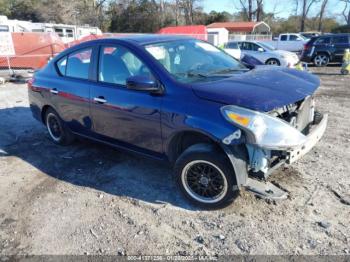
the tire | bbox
[174,143,239,209]
[45,108,75,145]
[265,58,280,66]
[341,69,349,75]
[313,53,329,67]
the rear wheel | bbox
[265,58,280,66]
[45,108,75,145]
[313,54,329,67]
[174,144,239,209]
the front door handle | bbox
[93,96,107,104]
[50,88,58,95]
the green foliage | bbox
[332,25,350,33]
[205,11,233,24]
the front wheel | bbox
[265,58,280,66]
[174,144,239,209]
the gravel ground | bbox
[0,66,349,256]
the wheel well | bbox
[265,58,280,65]
[167,131,225,163]
[314,52,330,58]
[41,105,52,125]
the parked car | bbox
[266,33,308,52]
[224,40,299,67]
[28,35,328,209]
[301,33,350,67]
[299,32,321,39]
[222,41,241,59]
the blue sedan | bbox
[28,35,327,208]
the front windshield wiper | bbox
[175,70,209,78]
[209,67,250,75]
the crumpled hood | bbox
[191,66,320,112]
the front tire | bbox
[45,108,75,145]
[174,144,239,209]
[265,58,280,66]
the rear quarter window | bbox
[56,57,67,75]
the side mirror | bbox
[258,47,264,52]
[126,75,160,92]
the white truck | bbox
[264,33,308,53]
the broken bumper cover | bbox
[287,113,328,164]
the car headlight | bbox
[221,105,307,150]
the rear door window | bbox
[66,48,92,79]
[333,36,349,44]
[227,42,239,49]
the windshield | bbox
[144,39,247,83]
[258,42,276,51]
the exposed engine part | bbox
[246,145,271,173]
[268,96,315,134]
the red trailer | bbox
[0,32,66,70]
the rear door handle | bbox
[93,96,107,104]
[50,88,58,95]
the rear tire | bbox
[174,143,239,209]
[45,108,75,145]
[313,53,329,67]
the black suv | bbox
[301,34,350,66]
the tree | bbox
[298,0,320,32]
[234,0,264,21]
[341,0,350,25]
[205,11,233,24]
[255,0,263,21]
[317,0,328,32]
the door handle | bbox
[50,88,58,95]
[93,96,107,104]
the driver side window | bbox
[99,45,152,86]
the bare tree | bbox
[237,0,254,21]
[341,0,350,25]
[256,0,263,21]
[299,0,320,32]
[317,0,328,32]
[235,0,264,22]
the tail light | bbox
[304,44,311,51]
[27,77,40,92]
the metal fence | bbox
[228,34,272,41]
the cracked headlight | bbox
[221,105,307,150]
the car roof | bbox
[317,33,350,38]
[106,34,194,45]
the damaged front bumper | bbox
[287,113,328,164]
[246,112,328,177]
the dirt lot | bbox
[0,66,349,256]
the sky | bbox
[202,0,346,20]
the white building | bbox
[0,15,102,43]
